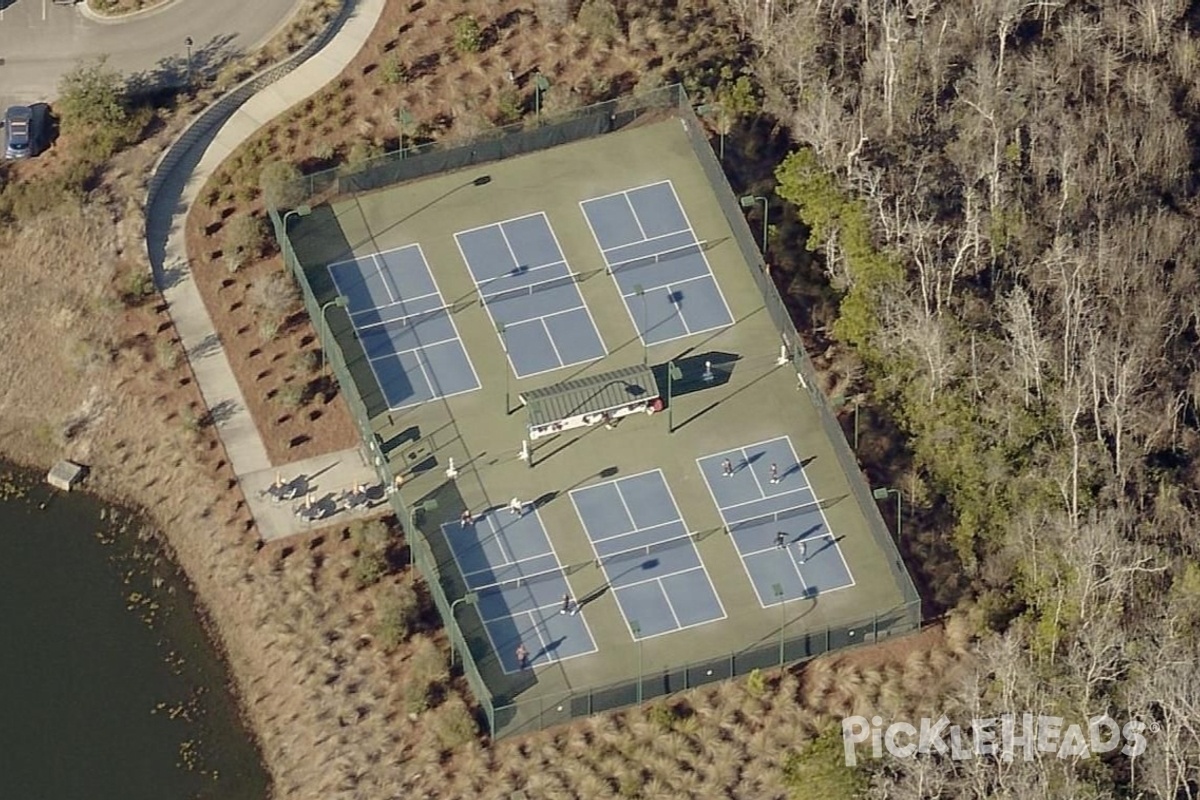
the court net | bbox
[594,532,697,571]
[607,240,707,277]
[393,303,455,327]
[468,564,566,595]
[726,501,823,535]
[482,272,578,303]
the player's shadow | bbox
[532,637,567,662]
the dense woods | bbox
[736,0,1200,794]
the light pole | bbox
[630,620,643,704]
[872,487,901,543]
[740,195,769,255]
[633,284,647,365]
[184,37,193,87]
[407,498,439,566]
[773,583,786,667]
[282,204,312,270]
[395,107,413,157]
[449,592,478,668]
[534,72,550,124]
[318,296,348,376]
[666,361,682,434]
[696,103,727,160]
[497,322,510,414]
[831,394,861,450]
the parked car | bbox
[4,106,35,160]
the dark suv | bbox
[4,106,36,160]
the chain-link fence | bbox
[267,82,922,739]
[487,600,921,738]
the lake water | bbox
[0,464,269,800]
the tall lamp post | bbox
[497,322,510,414]
[449,592,478,667]
[282,204,312,270]
[872,487,901,543]
[184,37,193,87]
[629,620,643,704]
[772,583,786,667]
[533,72,550,124]
[740,195,769,255]
[696,103,727,160]
[633,284,647,365]
[318,296,348,376]
[666,361,682,434]
[407,498,439,566]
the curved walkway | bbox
[145,0,388,540]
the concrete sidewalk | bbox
[146,0,388,540]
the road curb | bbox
[78,0,184,24]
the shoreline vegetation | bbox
[85,0,172,17]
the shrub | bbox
[274,382,303,409]
[430,697,478,751]
[311,141,336,161]
[746,667,767,697]
[533,0,573,26]
[780,725,869,796]
[351,549,387,588]
[155,338,179,370]
[495,89,523,124]
[350,518,390,553]
[291,349,319,375]
[224,214,267,263]
[343,140,384,174]
[453,15,483,53]
[122,270,156,307]
[374,580,420,649]
[247,272,299,321]
[57,57,139,157]
[259,161,305,211]
[259,316,281,343]
[380,56,408,85]
[576,0,621,42]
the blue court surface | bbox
[443,507,598,674]
[570,470,726,640]
[580,180,733,346]
[328,245,480,410]
[454,213,607,378]
[697,436,855,607]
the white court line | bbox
[542,219,612,358]
[663,180,736,327]
[413,243,483,396]
[654,469,727,619]
[718,487,814,514]
[522,506,604,652]
[590,519,685,546]
[497,224,529,282]
[540,318,566,367]
[364,333,461,357]
[615,567,731,641]
[456,220,603,378]
[618,270,713,298]
[502,213,572,270]
[622,192,648,239]
[477,261,570,294]
[491,602,601,674]
[666,282,693,334]
[371,253,398,304]
[579,179,674,208]
[454,210,546,240]
[580,196,647,343]
[602,227,693,254]
[569,487,635,545]
[657,578,683,628]
[485,513,515,565]
[739,446,769,498]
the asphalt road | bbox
[0,0,301,110]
